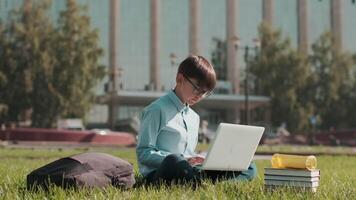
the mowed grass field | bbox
[0,146,355,200]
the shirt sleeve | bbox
[136,106,171,168]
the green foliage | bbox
[0,0,105,127]
[307,32,356,129]
[209,24,318,132]
[54,0,105,118]
[334,69,356,128]
[249,23,313,132]
[210,23,356,132]
[12,1,57,127]
[0,23,8,120]
[0,23,6,89]
[31,0,105,127]
[0,6,35,122]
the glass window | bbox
[274,0,298,48]
[119,0,150,90]
[238,0,262,80]
[343,1,356,52]
[160,0,189,90]
[308,0,330,50]
[202,0,226,81]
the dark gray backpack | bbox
[27,152,135,190]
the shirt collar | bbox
[168,90,189,113]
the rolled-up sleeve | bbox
[136,106,171,169]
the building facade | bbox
[1,0,356,129]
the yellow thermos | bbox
[271,153,317,170]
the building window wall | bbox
[201,0,226,61]
[343,1,356,52]
[238,0,262,49]
[119,0,150,91]
[160,0,189,90]
[237,0,262,85]
[274,0,298,48]
[308,0,330,51]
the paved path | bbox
[2,141,355,158]
[253,155,272,160]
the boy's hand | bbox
[187,156,205,166]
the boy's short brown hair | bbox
[177,55,216,91]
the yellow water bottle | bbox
[271,153,317,170]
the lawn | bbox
[0,146,355,199]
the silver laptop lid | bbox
[202,123,264,171]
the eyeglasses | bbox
[183,75,212,98]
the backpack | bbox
[27,152,135,190]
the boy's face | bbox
[176,73,210,105]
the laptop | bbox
[200,123,264,171]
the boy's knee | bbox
[158,154,196,183]
[161,154,191,173]
[162,154,185,166]
[237,162,258,181]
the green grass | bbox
[0,146,355,199]
[197,143,356,155]
[257,145,356,155]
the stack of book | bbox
[264,168,320,192]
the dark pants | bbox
[144,154,257,185]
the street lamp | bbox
[106,66,123,130]
[232,36,260,125]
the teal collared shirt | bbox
[136,90,200,176]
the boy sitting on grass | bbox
[136,55,256,185]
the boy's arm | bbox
[136,107,171,168]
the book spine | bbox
[265,185,318,193]
[264,175,319,182]
[265,180,319,187]
[264,169,320,177]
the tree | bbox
[0,22,8,122]
[0,22,6,92]
[0,3,38,123]
[31,0,105,127]
[308,32,356,129]
[0,0,105,128]
[249,23,313,132]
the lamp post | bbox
[232,36,260,125]
[107,67,122,129]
